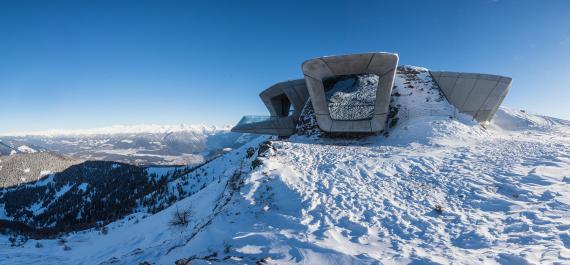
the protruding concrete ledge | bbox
[430,71,512,122]
[231,116,298,136]
[231,79,309,136]
[302,52,399,133]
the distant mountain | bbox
[0,140,45,156]
[0,124,256,165]
[0,153,80,188]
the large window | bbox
[323,74,379,121]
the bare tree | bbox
[169,206,192,227]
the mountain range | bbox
[0,124,256,166]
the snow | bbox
[16,145,37,153]
[34,173,55,187]
[40,170,53,177]
[92,148,206,165]
[54,184,73,198]
[77,183,88,192]
[0,124,232,137]
[1,68,569,264]
[145,166,180,179]
[0,205,8,219]
[28,201,46,216]
[235,245,264,254]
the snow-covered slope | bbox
[1,68,569,264]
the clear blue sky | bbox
[1,0,569,133]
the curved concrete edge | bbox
[231,116,297,136]
[259,79,309,120]
[232,79,310,137]
[301,52,399,133]
[430,71,512,122]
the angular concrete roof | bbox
[259,79,308,120]
[301,52,399,133]
[430,71,512,122]
[231,79,309,136]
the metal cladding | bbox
[430,71,512,122]
[231,79,309,136]
[301,52,399,133]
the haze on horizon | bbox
[1,0,569,133]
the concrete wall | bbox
[430,71,512,122]
[302,52,399,133]
[232,53,509,136]
[231,116,298,136]
[259,79,309,120]
[231,79,309,136]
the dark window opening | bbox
[270,94,294,117]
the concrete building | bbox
[232,52,512,136]
[231,79,309,136]
[301,52,399,133]
[430,71,512,122]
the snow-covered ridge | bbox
[0,124,232,137]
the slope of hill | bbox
[0,152,81,188]
[0,140,45,156]
[0,125,255,165]
[1,67,569,264]
[0,153,255,236]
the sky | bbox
[0,0,569,133]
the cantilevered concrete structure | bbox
[301,52,399,133]
[232,52,512,136]
[231,79,309,136]
[430,71,512,122]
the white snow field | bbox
[1,68,569,264]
